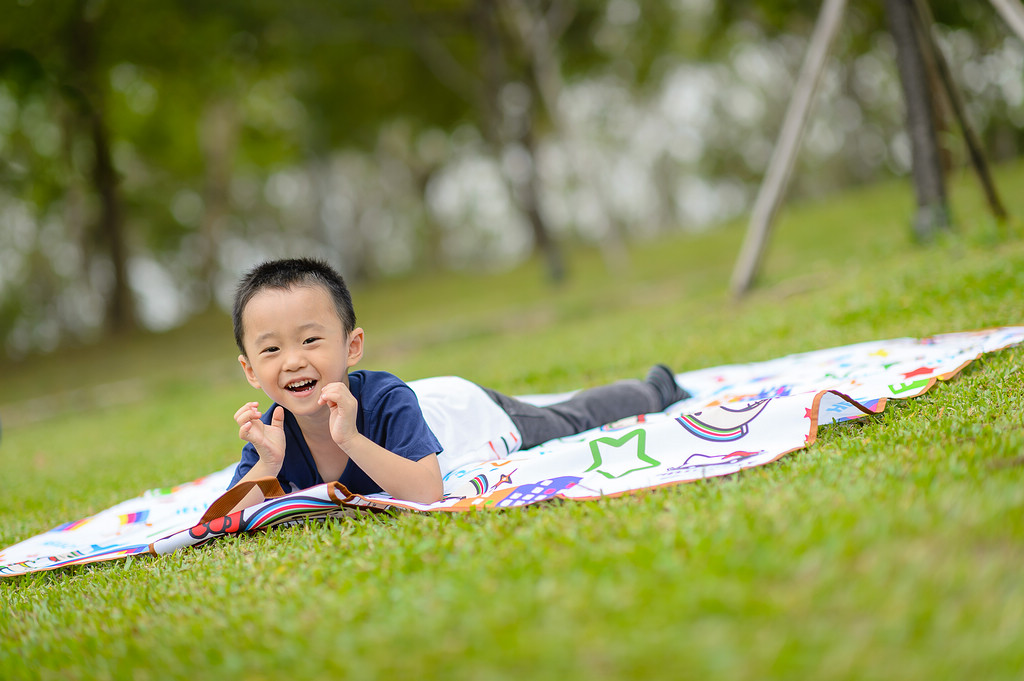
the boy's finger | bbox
[234,402,261,422]
[270,406,285,427]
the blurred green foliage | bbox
[0,0,1021,357]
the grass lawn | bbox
[2,161,1024,680]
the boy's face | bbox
[238,284,363,417]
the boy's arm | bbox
[319,382,444,504]
[337,435,443,504]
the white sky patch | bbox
[129,257,189,331]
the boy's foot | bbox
[646,364,691,409]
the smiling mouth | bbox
[286,379,317,393]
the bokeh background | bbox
[1,0,1021,358]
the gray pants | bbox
[481,380,662,450]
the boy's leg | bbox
[481,366,689,449]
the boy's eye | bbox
[261,346,279,354]
[303,337,321,345]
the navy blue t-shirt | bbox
[228,370,442,495]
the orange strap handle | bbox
[199,476,286,524]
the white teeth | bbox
[287,379,315,390]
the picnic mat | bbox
[3,326,1022,577]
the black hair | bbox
[232,258,356,355]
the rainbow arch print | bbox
[53,518,94,532]
[118,511,150,525]
[675,399,771,442]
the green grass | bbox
[3,161,1024,680]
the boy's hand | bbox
[234,402,286,472]
[317,382,359,448]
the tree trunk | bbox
[199,98,238,309]
[412,165,445,269]
[413,0,568,283]
[519,129,565,283]
[730,0,847,296]
[89,111,134,332]
[884,0,951,241]
[476,0,566,283]
[911,0,1007,221]
[67,0,135,332]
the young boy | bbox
[228,258,689,510]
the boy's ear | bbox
[346,328,365,368]
[238,354,262,390]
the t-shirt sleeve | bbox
[362,382,443,463]
[227,442,260,489]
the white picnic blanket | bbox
[2,326,1021,577]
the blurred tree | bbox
[274,0,683,283]
[0,0,137,333]
[884,0,950,241]
[66,0,136,332]
[284,0,597,283]
[701,0,1016,229]
[702,0,1007,48]
[1,0,1021,356]
[1,0,305,338]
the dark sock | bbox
[645,364,691,409]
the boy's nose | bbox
[282,348,307,370]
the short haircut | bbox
[232,258,356,355]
